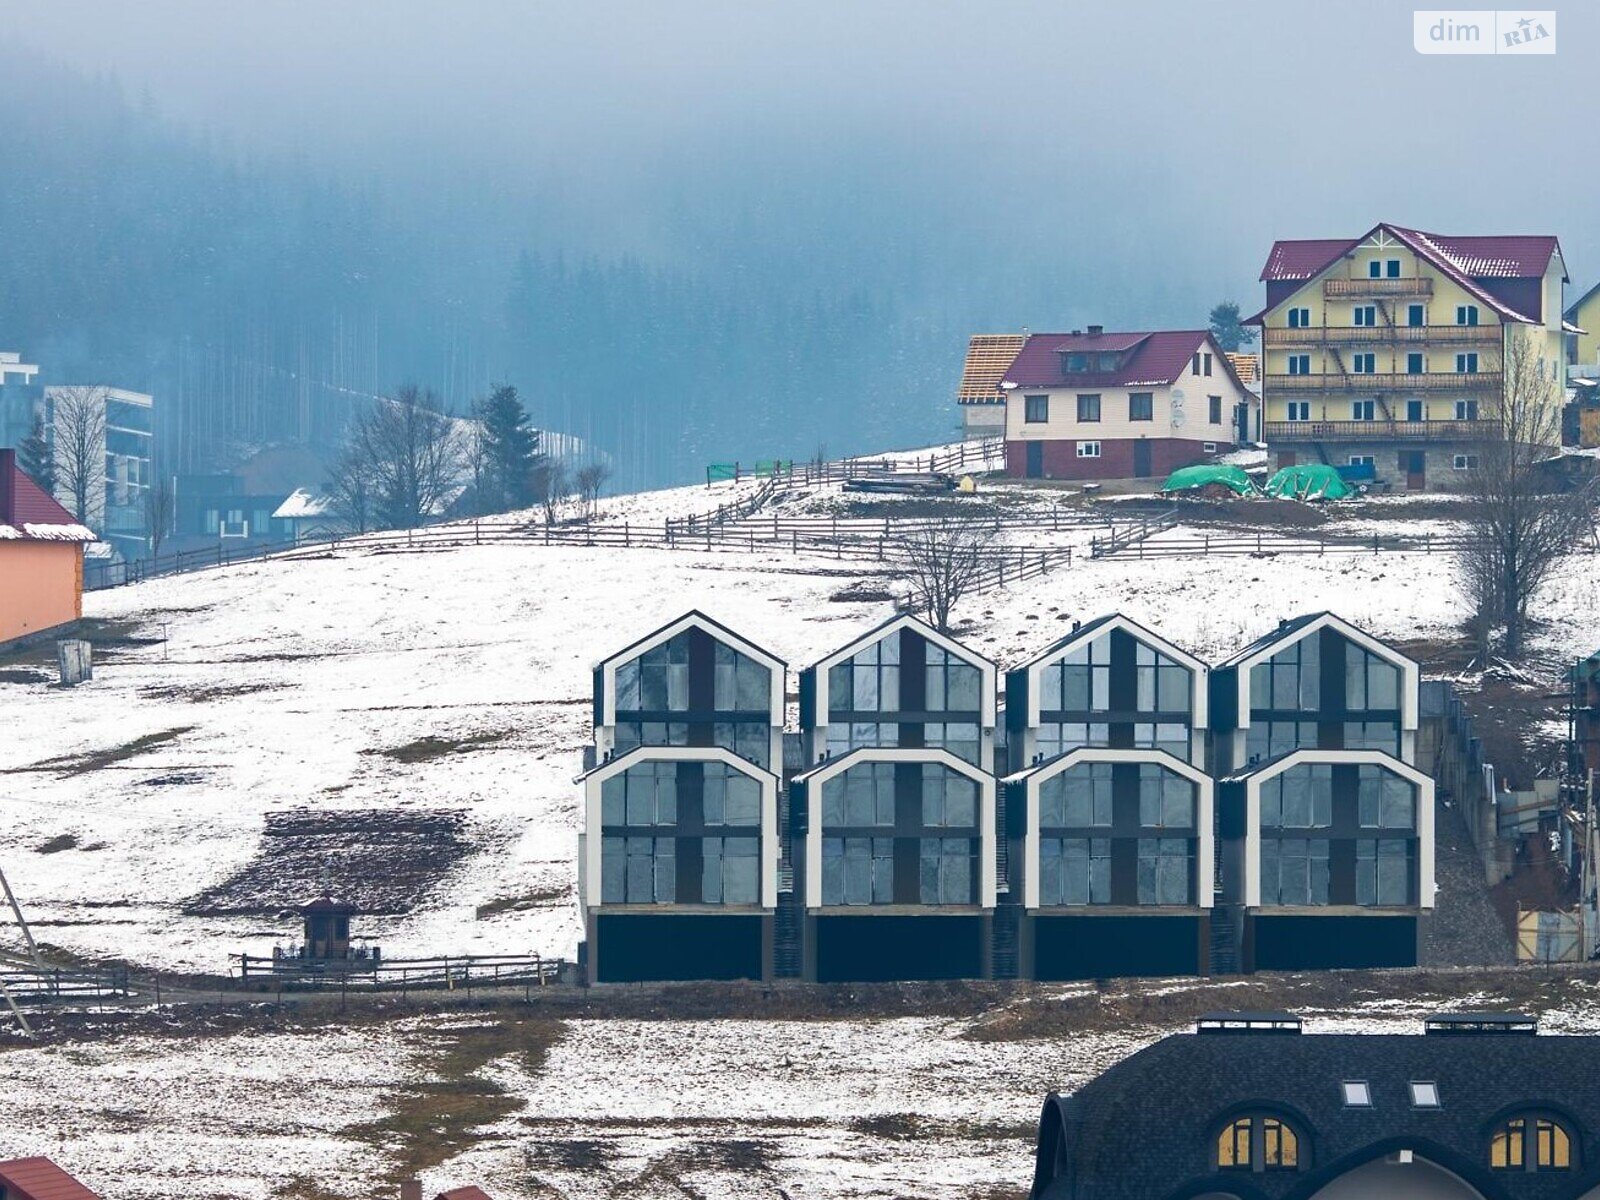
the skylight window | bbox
[1342,1081,1372,1108]
[1410,1082,1440,1108]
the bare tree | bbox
[143,469,175,559]
[532,458,570,526]
[49,386,106,524]
[1455,336,1593,659]
[326,439,378,534]
[573,461,612,521]
[340,385,462,530]
[893,514,993,632]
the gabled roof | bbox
[435,1188,495,1200]
[0,1157,102,1200]
[1003,744,1208,786]
[1253,223,1564,326]
[955,334,1026,405]
[1220,745,1432,786]
[1008,612,1207,675]
[1001,330,1245,391]
[0,452,97,543]
[1217,611,1416,675]
[1035,1025,1600,1200]
[791,744,992,786]
[594,609,786,674]
[1568,279,1600,323]
[577,742,781,784]
[803,611,996,677]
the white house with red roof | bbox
[997,326,1250,481]
[1250,222,1570,490]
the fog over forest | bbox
[2,0,1593,489]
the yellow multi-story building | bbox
[1250,223,1568,490]
[1567,280,1600,371]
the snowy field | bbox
[8,984,1600,1200]
[4,496,1599,973]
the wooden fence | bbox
[0,966,132,1004]
[1091,526,1485,561]
[233,952,562,993]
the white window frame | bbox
[1455,399,1479,421]
[1453,454,1478,470]
[1203,442,1218,453]
[1352,400,1376,420]
[1456,352,1479,374]
[1407,303,1426,327]
[1352,353,1376,375]
[1348,454,1374,467]
[1456,304,1479,326]
[1286,401,1311,422]
[1288,307,1311,329]
[1406,353,1425,375]
[1287,354,1311,376]
[1353,305,1377,327]
[1076,441,1102,459]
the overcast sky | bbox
[6,0,1595,310]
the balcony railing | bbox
[1265,419,1497,442]
[1263,325,1501,347]
[1323,277,1434,297]
[1265,371,1502,393]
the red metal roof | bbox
[1,451,83,528]
[1002,330,1232,390]
[1255,224,1563,324]
[434,1188,494,1200]
[0,1157,103,1200]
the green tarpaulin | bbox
[1265,463,1353,501]
[1160,464,1256,496]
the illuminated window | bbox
[1491,1115,1574,1171]
[1218,1115,1301,1172]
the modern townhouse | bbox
[1252,223,1570,490]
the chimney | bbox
[1087,324,1104,337]
[400,1180,423,1200]
[0,447,15,525]
[1070,329,1082,336]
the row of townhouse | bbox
[960,222,1579,491]
[575,608,1432,985]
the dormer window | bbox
[1064,352,1090,372]
[1217,1114,1302,1172]
[1097,352,1119,371]
[1492,1114,1575,1171]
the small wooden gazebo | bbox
[300,893,358,960]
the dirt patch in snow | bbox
[185,808,472,916]
[16,726,195,777]
[367,730,511,763]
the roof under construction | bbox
[956,334,1025,405]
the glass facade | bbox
[823,628,985,766]
[1245,630,1403,763]
[1034,629,1194,761]
[1257,761,1417,907]
[612,628,774,768]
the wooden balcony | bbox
[1262,325,1501,347]
[1323,277,1434,297]
[1265,419,1496,442]
[1265,371,1501,393]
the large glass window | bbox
[1138,766,1195,828]
[1345,645,1400,711]
[1260,837,1330,905]
[919,837,975,904]
[712,720,770,768]
[925,721,981,765]
[703,762,762,826]
[821,762,896,828]
[1041,636,1110,712]
[600,835,675,904]
[821,836,894,904]
[1135,642,1192,713]
[1039,836,1110,905]
[1219,1116,1300,1172]
[925,643,982,712]
[1357,767,1415,829]
[1137,837,1190,904]
[1356,839,1411,905]
[826,721,894,757]
[616,634,691,712]
[1260,764,1333,829]
[828,637,900,714]
[702,836,760,904]
[713,642,771,712]
[1039,763,1114,828]
[1343,720,1400,754]
[921,765,978,827]
[1249,636,1320,712]
[601,761,679,827]
[1244,719,1318,764]
[1036,721,1109,760]
[613,721,690,756]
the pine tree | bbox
[477,384,542,512]
[18,412,54,494]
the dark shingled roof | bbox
[1031,1026,1600,1200]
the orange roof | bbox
[1225,352,1259,384]
[956,334,1026,405]
[0,1157,102,1200]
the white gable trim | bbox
[1012,748,1213,911]
[1229,613,1420,733]
[808,613,998,729]
[1014,614,1209,731]
[596,611,786,729]
[1238,749,1434,910]
[798,747,996,911]
[579,746,781,912]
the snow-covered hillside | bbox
[4,467,1599,973]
